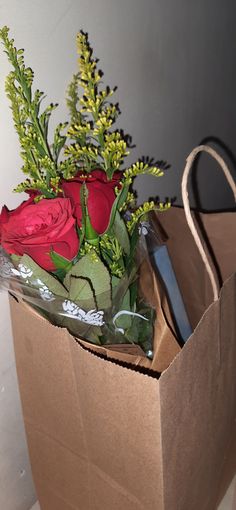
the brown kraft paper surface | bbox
[9,206,236,510]
[9,273,236,509]
[10,297,164,510]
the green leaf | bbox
[114,289,132,329]
[112,212,130,255]
[50,250,73,271]
[34,140,47,157]
[53,136,66,161]
[18,254,68,297]
[129,279,138,309]
[125,305,155,352]
[64,251,111,309]
[56,313,101,342]
[76,225,83,240]
[127,224,139,270]
[53,268,67,282]
[106,167,115,180]
[11,254,21,265]
[81,184,99,244]
[111,275,120,294]
[105,184,129,234]
[111,274,135,317]
[111,274,124,307]
[39,111,49,137]
[87,329,103,345]
[117,184,130,211]
[0,27,59,193]
[69,276,97,311]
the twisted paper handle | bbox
[181,145,236,301]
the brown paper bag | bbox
[9,145,236,509]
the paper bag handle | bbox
[181,145,236,301]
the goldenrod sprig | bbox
[66,72,81,124]
[100,234,125,277]
[123,162,164,186]
[0,26,68,195]
[79,241,99,258]
[14,177,61,197]
[118,191,137,212]
[65,31,130,179]
[0,26,171,283]
[126,201,171,233]
[64,143,99,172]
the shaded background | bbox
[0,1,235,509]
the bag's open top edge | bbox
[9,271,235,381]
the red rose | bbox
[1,197,79,271]
[0,206,10,242]
[62,169,122,234]
[0,196,35,242]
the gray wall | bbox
[0,1,235,509]
[1,1,236,211]
[130,0,236,209]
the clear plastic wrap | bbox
[0,237,155,356]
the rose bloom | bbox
[0,197,79,271]
[0,195,37,242]
[62,169,122,234]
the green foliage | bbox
[17,254,69,297]
[99,234,125,278]
[64,251,112,310]
[66,72,81,124]
[123,161,164,185]
[68,277,96,310]
[112,212,130,255]
[0,27,171,348]
[50,253,71,270]
[0,26,72,195]
[126,201,171,233]
[104,183,129,234]
[114,289,132,329]
[124,305,155,352]
[118,191,137,212]
[64,31,129,178]
[79,183,100,247]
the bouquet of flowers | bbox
[0,27,170,356]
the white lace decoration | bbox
[36,279,55,302]
[60,299,104,326]
[11,264,33,282]
[10,264,55,302]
